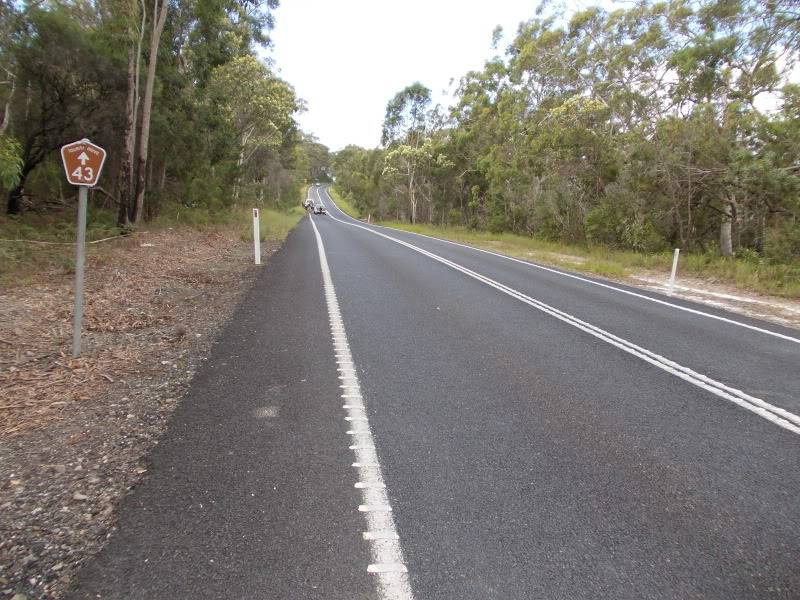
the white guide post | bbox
[253,208,261,265]
[668,248,680,295]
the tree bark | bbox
[0,76,12,136]
[720,199,735,257]
[7,160,36,214]
[117,45,136,227]
[7,184,23,214]
[132,0,168,224]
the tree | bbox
[207,55,299,202]
[131,0,169,224]
[381,83,433,223]
[5,6,123,213]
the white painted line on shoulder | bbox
[356,481,387,489]
[309,215,414,600]
[364,531,400,541]
[359,504,393,512]
[321,204,800,436]
[368,563,408,574]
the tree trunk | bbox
[7,184,23,214]
[0,76,13,135]
[117,45,137,227]
[132,0,168,224]
[7,161,35,214]
[720,199,735,257]
[408,166,416,224]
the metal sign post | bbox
[253,208,261,265]
[73,188,88,357]
[61,139,107,358]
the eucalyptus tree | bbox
[381,83,434,223]
[207,55,299,203]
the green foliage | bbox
[328,187,360,218]
[765,221,800,262]
[2,0,318,223]
[332,0,800,275]
[0,135,22,189]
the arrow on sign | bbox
[77,152,90,165]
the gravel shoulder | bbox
[0,227,278,599]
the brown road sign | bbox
[61,138,107,187]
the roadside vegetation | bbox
[327,187,360,219]
[375,220,800,299]
[0,204,305,287]
[331,0,800,297]
[0,1,329,238]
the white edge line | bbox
[309,215,414,600]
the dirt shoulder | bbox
[0,227,279,599]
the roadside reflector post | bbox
[668,248,680,295]
[60,138,107,358]
[253,208,261,265]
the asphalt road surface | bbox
[68,185,800,599]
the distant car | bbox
[313,204,327,215]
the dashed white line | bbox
[309,215,414,600]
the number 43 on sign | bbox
[61,138,107,186]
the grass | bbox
[328,187,360,219]
[0,200,306,288]
[0,207,122,287]
[372,221,800,299]
[238,206,306,243]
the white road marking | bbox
[308,216,414,600]
[356,482,387,489]
[364,531,400,541]
[316,194,800,436]
[368,563,409,574]
[318,187,800,345]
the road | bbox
[68,185,800,599]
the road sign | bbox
[61,138,106,187]
[60,138,107,357]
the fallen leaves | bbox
[0,228,254,435]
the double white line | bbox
[318,198,800,437]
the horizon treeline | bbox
[0,0,331,226]
[332,0,800,260]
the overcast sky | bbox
[269,1,552,151]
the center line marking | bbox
[309,215,414,600]
[318,187,800,345]
[318,192,800,437]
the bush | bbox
[764,221,800,263]
[447,208,463,226]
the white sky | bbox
[269,1,545,151]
